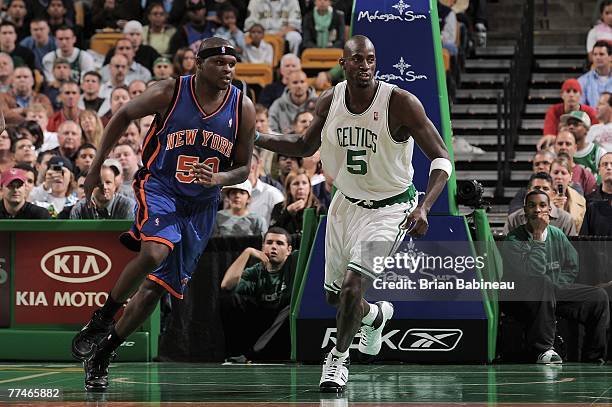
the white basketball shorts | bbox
[323,191,418,294]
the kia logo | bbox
[40,246,112,283]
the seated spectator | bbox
[504,172,576,236]
[152,56,174,80]
[501,190,609,364]
[111,142,140,196]
[0,168,50,219]
[101,86,131,127]
[587,152,612,203]
[580,198,612,237]
[99,54,130,116]
[538,80,598,151]
[0,66,53,128]
[13,162,37,201]
[220,226,297,361]
[0,128,15,172]
[578,41,612,108]
[586,0,612,54]
[0,52,14,93]
[438,0,458,56]
[245,0,302,55]
[41,26,94,83]
[249,149,284,225]
[139,115,155,144]
[19,18,55,73]
[78,71,105,116]
[214,180,267,237]
[74,143,97,177]
[263,153,301,192]
[47,81,83,133]
[214,6,246,56]
[128,80,147,99]
[100,38,151,85]
[242,24,273,65]
[169,0,216,55]
[79,110,104,147]
[41,58,72,110]
[25,104,58,152]
[5,0,28,41]
[269,70,317,134]
[119,20,160,72]
[70,165,135,219]
[116,120,140,151]
[255,104,275,176]
[173,47,196,76]
[0,21,35,71]
[301,0,345,52]
[258,53,301,108]
[15,120,43,152]
[51,120,83,163]
[564,111,608,180]
[550,157,587,232]
[271,168,325,234]
[45,0,81,45]
[142,3,177,56]
[30,155,78,217]
[554,129,598,195]
[315,63,344,89]
[11,135,36,167]
[587,91,612,151]
[91,0,142,32]
[34,149,59,185]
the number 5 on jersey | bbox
[347,149,368,175]
[175,155,220,183]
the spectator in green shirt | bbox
[501,190,609,364]
[220,226,297,362]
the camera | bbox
[50,163,64,172]
[457,180,486,208]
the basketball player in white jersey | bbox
[256,35,452,392]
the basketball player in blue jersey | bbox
[71,37,257,392]
[256,35,452,392]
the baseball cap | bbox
[153,56,172,66]
[1,168,27,187]
[123,20,143,34]
[223,180,252,196]
[560,110,592,129]
[561,78,582,94]
[47,156,74,173]
[103,158,122,176]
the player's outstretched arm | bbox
[391,89,452,237]
[254,88,333,157]
[192,94,257,187]
[84,79,175,203]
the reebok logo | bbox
[398,329,463,351]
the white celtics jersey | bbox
[320,80,414,200]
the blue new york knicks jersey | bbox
[140,75,241,200]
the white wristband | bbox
[429,157,453,178]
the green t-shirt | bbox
[234,251,298,308]
[503,224,578,286]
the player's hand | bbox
[83,169,102,208]
[191,162,219,186]
[246,248,269,264]
[286,199,306,214]
[402,206,429,238]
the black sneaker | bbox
[84,351,115,392]
[72,310,114,361]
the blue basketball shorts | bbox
[121,176,219,299]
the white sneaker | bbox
[358,301,394,355]
[319,352,350,393]
[536,349,562,364]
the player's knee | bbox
[140,281,166,305]
[138,243,170,270]
[339,282,362,305]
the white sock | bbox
[361,302,378,325]
[331,346,349,358]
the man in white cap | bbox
[103,20,160,72]
[214,180,267,237]
[562,110,608,179]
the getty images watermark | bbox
[362,240,514,302]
